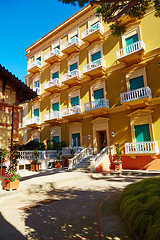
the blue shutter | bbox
[35,81,39,88]
[91,21,100,29]
[52,71,59,79]
[36,56,41,61]
[53,136,60,143]
[34,138,39,142]
[94,88,104,100]
[91,51,101,62]
[125,34,139,46]
[129,76,144,91]
[52,102,59,111]
[71,96,79,106]
[72,133,80,147]
[34,108,39,117]
[55,45,60,50]
[70,62,78,71]
[135,124,151,142]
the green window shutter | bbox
[52,102,59,111]
[91,21,100,29]
[72,133,80,147]
[71,96,79,106]
[36,56,41,61]
[35,81,39,88]
[52,71,59,79]
[91,51,101,62]
[54,45,60,50]
[135,124,151,142]
[34,108,39,117]
[94,88,104,100]
[53,136,60,143]
[34,139,39,142]
[70,62,78,71]
[125,34,139,46]
[129,76,144,91]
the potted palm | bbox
[114,144,122,170]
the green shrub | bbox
[120,177,160,240]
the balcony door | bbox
[125,33,139,53]
[91,51,101,62]
[99,131,107,151]
[52,102,59,111]
[53,136,60,143]
[93,88,104,108]
[129,76,144,91]
[71,96,79,106]
[134,124,151,142]
[34,108,39,118]
[72,133,80,147]
[52,71,59,80]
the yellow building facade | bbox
[20,4,160,170]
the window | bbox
[70,62,78,71]
[34,138,39,142]
[91,21,100,29]
[53,136,60,143]
[134,124,151,142]
[94,88,104,100]
[54,45,60,50]
[34,80,39,88]
[91,51,101,62]
[71,34,78,44]
[36,56,41,66]
[71,96,79,106]
[34,108,39,118]
[129,76,144,91]
[52,71,59,79]
[52,102,59,111]
[72,133,80,147]
[125,33,139,53]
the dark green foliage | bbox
[47,140,67,150]
[18,140,45,150]
[120,177,160,239]
[58,0,89,7]
[109,21,126,37]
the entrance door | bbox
[99,131,107,151]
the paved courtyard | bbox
[0,170,150,240]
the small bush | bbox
[120,177,160,240]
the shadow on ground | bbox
[0,212,26,240]
[24,187,134,240]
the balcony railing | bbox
[26,117,41,126]
[83,58,106,74]
[61,69,81,82]
[62,147,84,156]
[33,87,41,95]
[61,36,81,50]
[84,98,109,112]
[117,40,146,59]
[44,78,61,90]
[44,48,61,61]
[27,60,42,71]
[18,150,57,161]
[125,141,159,154]
[120,86,152,104]
[62,105,82,117]
[81,22,104,39]
[44,111,61,121]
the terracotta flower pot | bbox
[31,164,36,171]
[4,179,19,191]
[115,164,122,170]
[55,163,62,168]
[35,164,39,171]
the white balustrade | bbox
[81,22,104,39]
[120,86,152,103]
[92,146,114,168]
[68,147,93,169]
[25,117,41,126]
[44,78,61,90]
[44,48,61,61]
[83,58,106,74]
[61,69,81,82]
[18,150,57,161]
[61,36,81,50]
[125,142,159,154]
[62,105,82,117]
[62,147,84,156]
[84,98,109,112]
[27,60,42,71]
[116,40,146,59]
[33,87,41,95]
[44,111,61,121]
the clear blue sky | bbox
[0,0,83,82]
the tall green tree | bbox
[58,0,160,36]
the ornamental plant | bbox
[114,144,122,165]
[3,170,21,184]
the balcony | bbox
[25,117,41,128]
[117,40,146,63]
[44,48,62,63]
[44,111,61,124]
[84,98,109,115]
[62,105,82,120]
[83,58,106,77]
[61,69,81,85]
[44,78,61,92]
[27,60,42,73]
[61,36,81,54]
[81,22,104,42]
[120,87,152,106]
[33,87,41,95]
[125,141,159,155]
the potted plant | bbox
[114,144,122,170]
[0,148,9,175]
[31,149,40,171]
[2,170,21,191]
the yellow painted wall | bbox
[80,80,90,112]
[40,125,50,145]
[61,122,69,146]
[79,48,88,77]
[42,46,51,66]
[152,105,160,150]
[41,67,50,94]
[41,95,50,123]
[61,35,68,44]
[61,88,68,109]
[60,59,68,75]
[82,117,94,147]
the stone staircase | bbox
[73,156,93,171]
